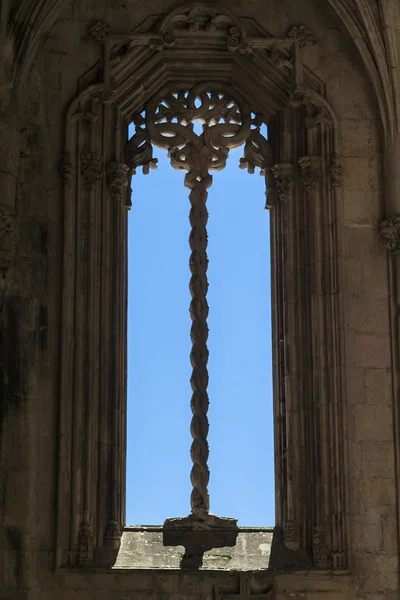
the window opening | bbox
[126,86,273,533]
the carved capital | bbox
[81,153,103,191]
[107,162,130,204]
[299,155,321,192]
[287,25,315,48]
[283,520,301,551]
[331,154,343,187]
[271,163,294,201]
[59,153,74,184]
[380,215,400,252]
[77,520,93,566]
[89,21,112,42]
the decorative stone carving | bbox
[215,575,274,600]
[240,125,272,175]
[380,215,400,252]
[331,153,343,187]
[103,519,121,549]
[313,525,330,569]
[89,21,111,43]
[59,153,73,184]
[107,162,130,204]
[283,520,301,551]
[125,114,158,175]
[81,153,103,191]
[287,25,315,48]
[77,520,93,566]
[271,163,294,201]
[299,155,321,192]
[150,26,176,51]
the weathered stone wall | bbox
[0,0,399,598]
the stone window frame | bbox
[56,3,348,570]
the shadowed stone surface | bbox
[114,528,273,570]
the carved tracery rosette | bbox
[57,2,348,570]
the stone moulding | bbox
[57,2,348,571]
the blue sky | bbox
[126,133,274,526]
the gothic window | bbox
[58,4,348,570]
[125,96,274,526]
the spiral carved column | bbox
[188,179,211,518]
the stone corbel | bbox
[380,215,400,252]
[271,163,294,202]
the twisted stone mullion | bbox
[189,182,211,518]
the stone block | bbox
[342,191,381,225]
[361,441,395,478]
[343,258,365,295]
[364,369,392,404]
[343,157,381,192]
[351,477,396,513]
[341,119,381,158]
[353,334,391,368]
[347,296,389,333]
[352,404,392,442]
[343,226,380,260]
[351,512,383,552]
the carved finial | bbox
[88,21,112,42]
[271,163,294,201]
[287,25,315,48]
[331,154,343,187]
[299,155,321,192]
[380,216,400,252]
[107,162,130,204]
[81,153,103,191]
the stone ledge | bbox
[113,526,273,570]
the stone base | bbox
[163,514,239,570]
